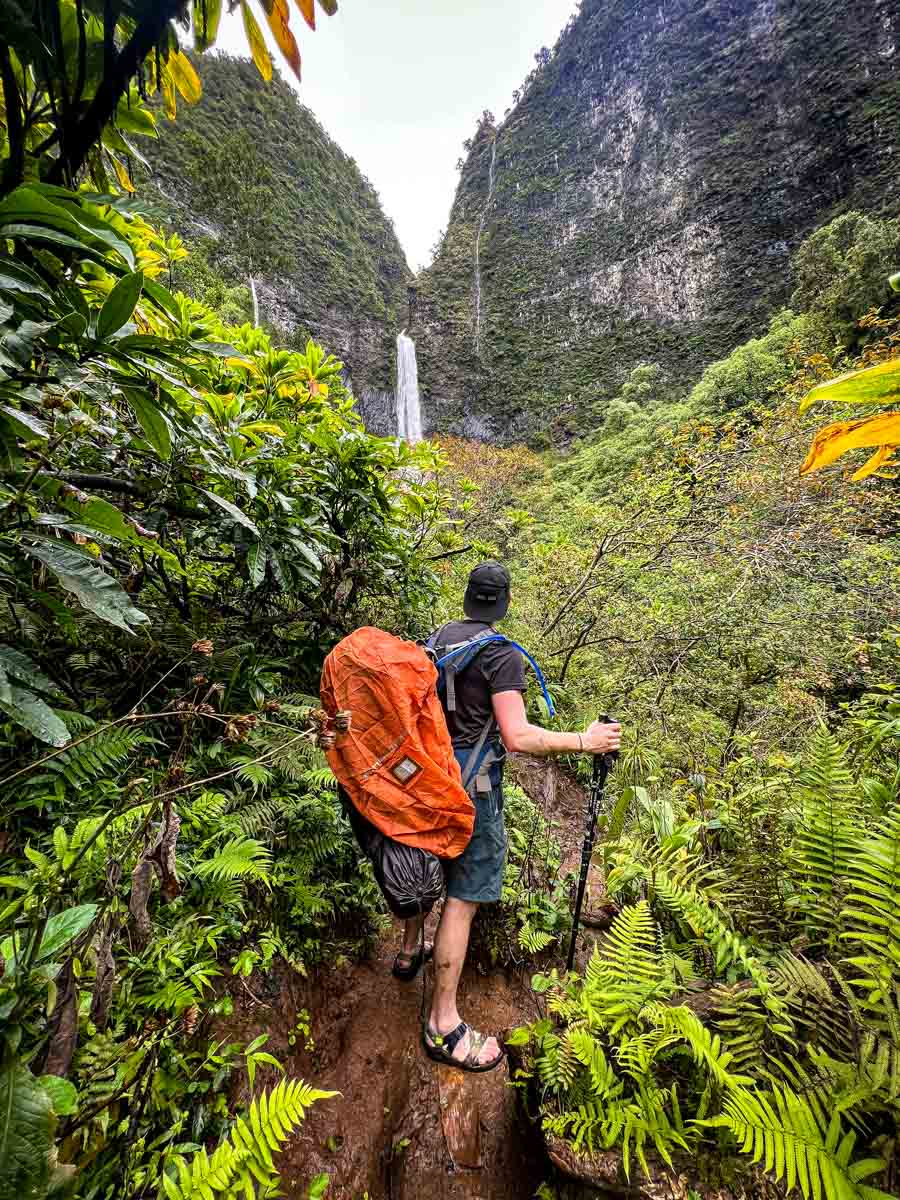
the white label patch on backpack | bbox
[392,757,422,784]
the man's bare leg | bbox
[401,913,425,956]
[427,897,501,1065]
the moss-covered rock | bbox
[415,0,900,443]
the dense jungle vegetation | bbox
[1,3,899,1200]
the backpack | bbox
[320,627,474,861]
[424,622,556,795]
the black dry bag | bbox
[339,788,444,919]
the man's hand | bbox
[582,720,622,755]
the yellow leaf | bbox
[241,422,285,438]
[850,443,898,481]
[294,0,316,30]
[193,0,224,51]
[242,1,273,81]
[263,0,302,79]
[111,155,136,193]
[167,51,202,104]
[161,71,177,120]
[799,357,900,413]
[800,411,900,476]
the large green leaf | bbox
[36,904,98,962]
[193,0,224,49]
[201,488,260,536]
[0,404,49,440]
[247,542,267,587]
[37,1076,78,1117]
[96,271,143,341]
[0,1064,54,1200]
[800,359,900,412]
[0,685,70,747]
[0,260,52,302]
[22,541,149,634]
[0,647,58,696]
[122,386,172,460]
[0,188,134,267]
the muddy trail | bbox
[221,757,607,1200]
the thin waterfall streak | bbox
[396,331,422,444]
[473,137,497,357]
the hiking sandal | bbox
[392,941,433,981]
[423,1021,505,1073]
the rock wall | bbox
[415,0,900,444]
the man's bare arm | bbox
[491,690,621,756]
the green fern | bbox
[701,1083,893,1200]
[582,901,674,1034]
[162,1079,335,1199]
[300,766,338,790]
[194,837,273,885]
[519,923,555,954]
[650,865,777,1006]
[840,806,900,1010]
[44,724,149,790]
[645,1003,753,1089]
[792,730,860,955]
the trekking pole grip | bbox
[593,713,618,779]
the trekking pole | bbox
[566,714,618,973]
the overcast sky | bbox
[215,2,573,271]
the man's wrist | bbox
[576,731,584,752]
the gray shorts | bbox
[444,750,507,904]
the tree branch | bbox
[1,470,208,520]
[0,46,25,194]
[48,1,183,185]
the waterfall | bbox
[396,331,422,444]
[473,136,497,357]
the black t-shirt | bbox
[432,619,526,747]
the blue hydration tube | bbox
[435,635,556,718]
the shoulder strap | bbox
[431,628,503,712]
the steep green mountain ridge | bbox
[415,0,900,444]
[142,54,410,420]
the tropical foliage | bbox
[0,0,335,195]
[0,184,445,1197]
[511,719,900,1199]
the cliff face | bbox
[141,54,409,423]
[415,0,900,444]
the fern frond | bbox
[183,790,231,830]
[581,902,674,1034]
[701,1084,893,1200]
[651,865,773,999]
[519,923,555,955]
[299,766,338,791]
[194,837,273,885]
[45,724,149,790]
[840,806,900,1007]
[646,1003,753,1089]
[792,730,860,955]
[162,1078,335,1200]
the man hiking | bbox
[396,561,621,1073]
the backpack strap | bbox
[460,714,499,794]
[428,627,502,713]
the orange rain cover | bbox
[320,627,474,859]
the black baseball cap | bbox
[464,561,511,623]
